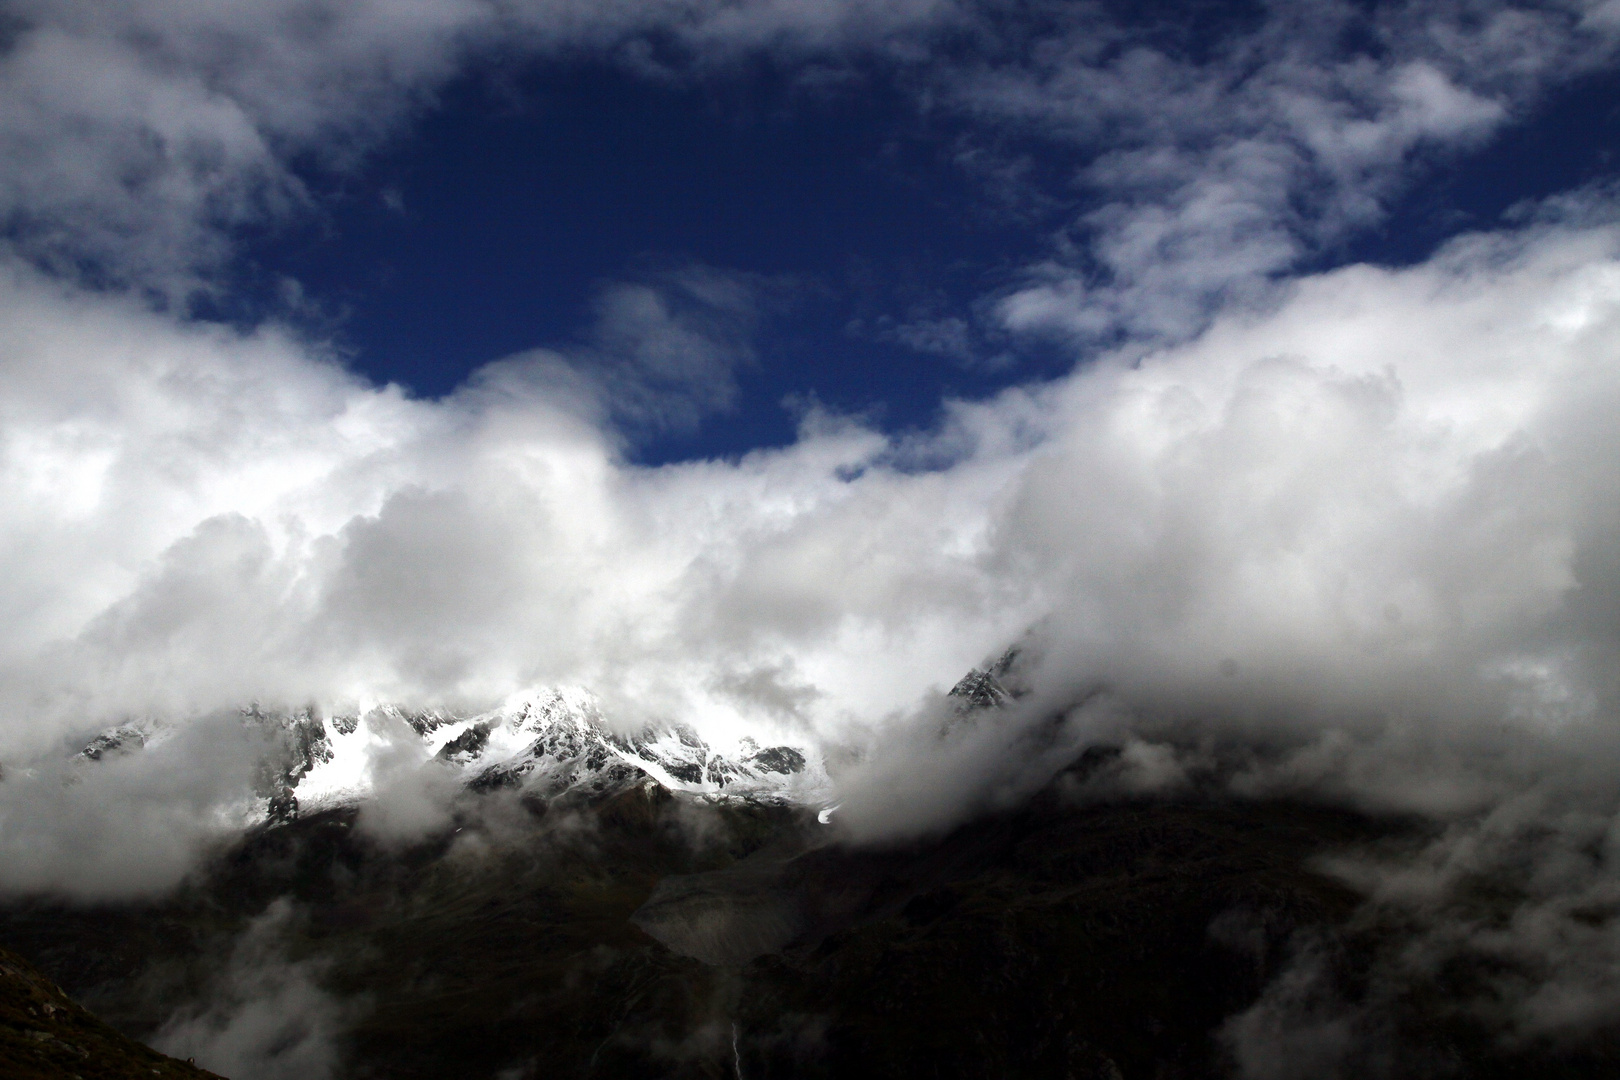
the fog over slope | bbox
[2,0,1620,1068]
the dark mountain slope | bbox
[0,943,224,1080]
[3,767,1618,1078]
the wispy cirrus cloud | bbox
[944,0,1620,343]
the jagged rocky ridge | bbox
[75,688,826,824]
[71,650,1028,824]
[945,647,1021,714]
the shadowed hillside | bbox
[8,747,1618,1079]
[1,943,225,1080]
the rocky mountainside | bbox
[5,665,1615,1078]
[0,943,224,1080]
[75,687,827,826]
[12,762,1614,1079]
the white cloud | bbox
[955,1,1620,343]
[0,0,961,286]
[0,715,277,897]
[154,898,357,1080]
[2,211,1615,816]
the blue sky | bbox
[169,3,1619,466]
[233,58,1049,459]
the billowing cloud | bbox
[0,248,1032,755]
[4,205,1615,824]
[828,206,1620,842]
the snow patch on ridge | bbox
[70,687,831,823]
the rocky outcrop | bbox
[0,945,225,1079]
[70,687,827,823]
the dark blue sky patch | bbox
[206,25,1620,464]
[1330,66,1620,272]
[224,58,1058,462]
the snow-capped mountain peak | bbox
[71,688,827,824]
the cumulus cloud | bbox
[8,207,1613,820]
[1005,215,1620,737]
[0,243,1033,761]
[814,208,1617,837]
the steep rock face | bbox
[947,646,1028,709]
[75,723,152,762]
[455,692,648,799]
[64,649,1014,827]
[947,666,1013,712]
[247,706,335,823]
[440,692,823,808]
